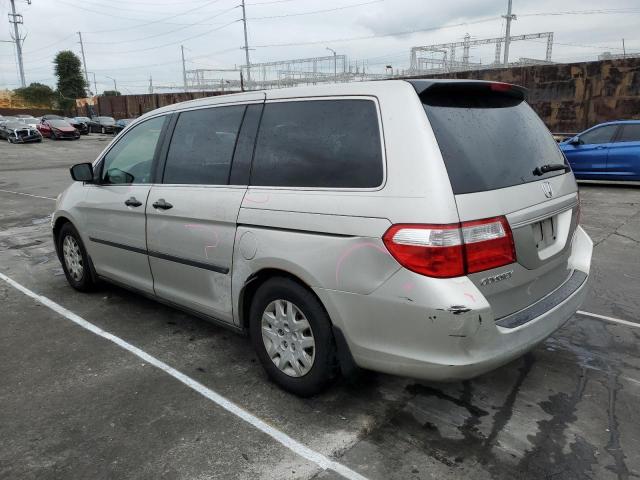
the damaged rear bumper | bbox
[314,226,593,382]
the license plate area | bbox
[533,216,557,251]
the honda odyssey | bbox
[52,80,593,396]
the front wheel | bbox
[101,126,105,134]
[249,277,337,396]
[58,223,97,292]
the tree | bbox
[53,50,87,112]
[103,90,121,96]
[14,82,55,107]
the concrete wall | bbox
[407,57,640,133]
[84,58,640,133]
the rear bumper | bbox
[314,225,593,381]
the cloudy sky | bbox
[0,0,638,93]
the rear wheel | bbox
[58,223,97,292]
[51,131,57,140]
[249,277,337,396]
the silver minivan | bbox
[53,80,593,396]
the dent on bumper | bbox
[315,226,593,382]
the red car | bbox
[37,119,80,140]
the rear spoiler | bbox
[406,79,527,101]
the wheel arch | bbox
[52,215,72,262]
[237,268,329,331]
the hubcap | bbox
[62,235,84,282]
[261,299,315,377]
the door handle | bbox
[124,196,142,207]
[152,199,173,210]
[595,145,606,150]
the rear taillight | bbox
[382,216,516,278]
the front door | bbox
[82,115,167,293]
[563,124,619,178]
[145,103,251,322]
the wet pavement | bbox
[1,136,639,479]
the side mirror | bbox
[568,136,581,145]
[70,163,94,182]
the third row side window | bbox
[250,100,384,188]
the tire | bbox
[101,126,105,134]
[249,277,337,396]
[51,131,57,140]
[57,222,97,292]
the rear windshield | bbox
[422,86,566,194]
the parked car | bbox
[37,119,80,140]
[113,118,134,135]
[16,114,35,119]
[560,120,640,181]
[21,117,40,128]
[0,115,19,125]
[88,116,116,134]
[53,80,593,396]
[65,117,89,135]
[41,114,64,121]
[0,120,42,143]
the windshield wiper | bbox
[533,163,571,176]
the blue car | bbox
[560,120,640,181]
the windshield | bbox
[5,122,27,129]
[422,86,566,195]
[76,117,91,122]
[49,120,72,128]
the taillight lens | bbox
[382,216,516,278]
[382,224,464,278]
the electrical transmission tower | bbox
[8,0,30,88]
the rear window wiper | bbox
[532,163,571,176]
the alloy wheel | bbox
[261,299,316,377]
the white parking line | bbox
[577,310,640,329]
[0,188,56,201]
[0,272,368,480]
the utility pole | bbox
[92,72,97,97]
[181,45,187,91]
[326,47,337,79]
[622,38,627,58]
[240,0,251,86]
[105,75,117,93]
[149,75,153,94]
[502,0,516,67]
[77,32,91,95]
[9,0,27,87]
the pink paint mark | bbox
[402,282,415,292]
[335,242,389,288]
[464,292,476,303]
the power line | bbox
[252,15,502,48]
[249,0,384,20]
[83,5,239,45]
[87,19,240,55]
[58,0,231,33]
